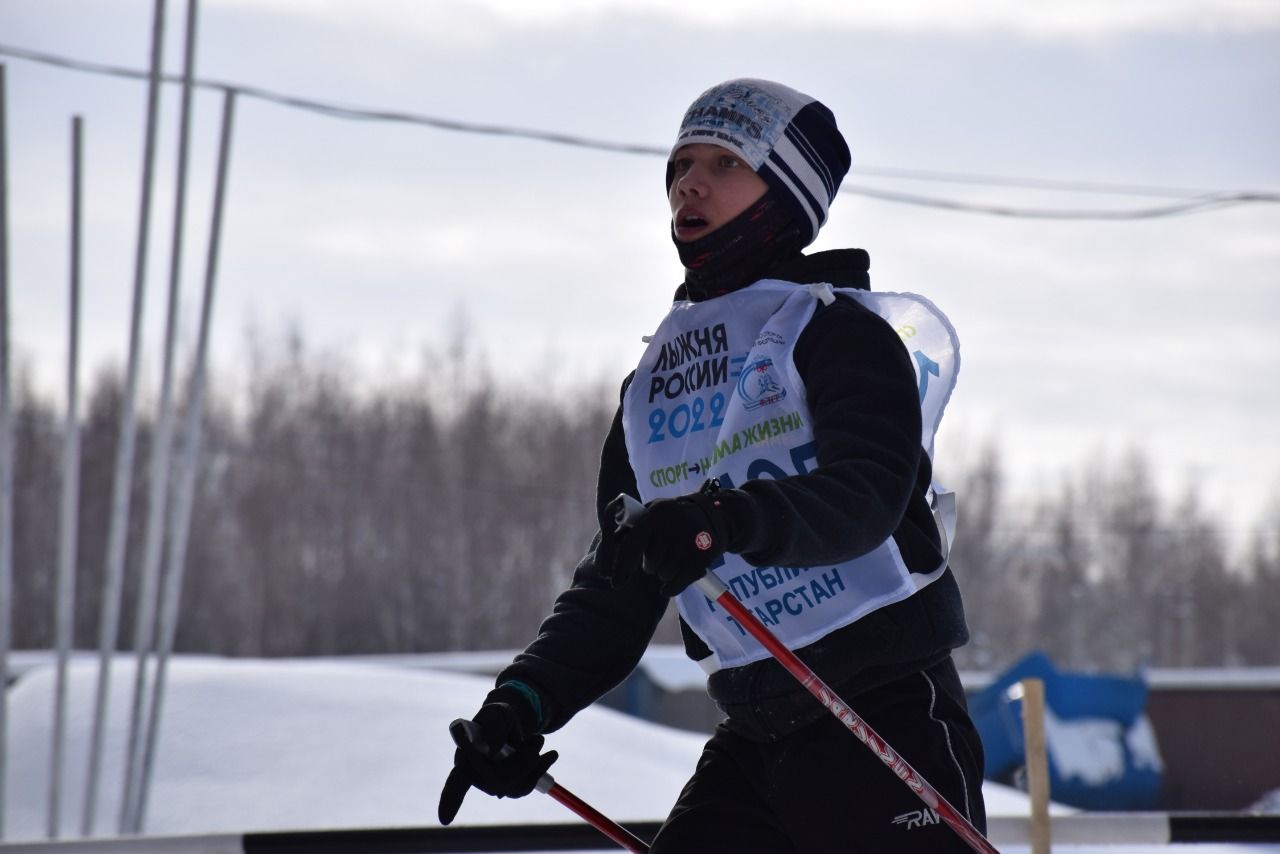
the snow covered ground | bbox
[2,656,1275,852]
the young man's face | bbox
[669,143,769,242]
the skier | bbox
[438,78,986,852]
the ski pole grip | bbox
[609,493,647,531]
[449,717,513,758]
[449,718,483,751]
[610,494,727,600]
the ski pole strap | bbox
[694,573,1001,854]
[537,775,650,853]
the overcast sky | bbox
[2,0,1278,549]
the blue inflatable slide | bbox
[969,650,1163,810]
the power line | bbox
[0,43,663,155]
[841,164,1230,200]
[841,185,1271,220]
[3,42,1278,220]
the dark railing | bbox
[245,822,662,853]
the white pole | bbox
[81,0,168,836]
[136,84,234,831]
[121,0,199,832]
[48,115,84,841]
[0,62,14,843]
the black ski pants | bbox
[650,657,986,853]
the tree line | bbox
[5,342,1277,672]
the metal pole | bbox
[121,0,198,831]
[0,62,14,843]
[48,115,84,841]
[136,85,234,830]
[82,0,168,836]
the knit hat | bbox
[668,79,851,247]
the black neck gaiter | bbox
[674,191,807,302]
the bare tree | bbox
[1027,482,1092,668]
[1232,495,1280,665]
[946,440,1034,669]
[8,339,1276,669]
[9,372,61,649]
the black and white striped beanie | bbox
[668,79,851,247]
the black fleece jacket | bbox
[497,248,970,742]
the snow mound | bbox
[7,656,1044,841]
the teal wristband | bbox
[499,679,544,729]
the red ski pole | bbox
[450,719,649,852]
[611,494,999,854]
[693,573,999,854]
[536,774,650,853]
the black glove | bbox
[600,480,731,597]
[437,685,558,825]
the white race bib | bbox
[622,281,959,671]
